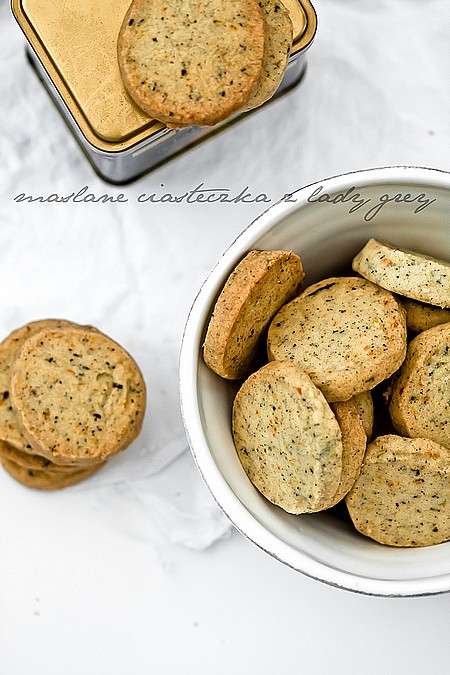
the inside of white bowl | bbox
[182,169,450,595]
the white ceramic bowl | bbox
[180,166,450,596]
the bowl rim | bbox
[179,165,450,597]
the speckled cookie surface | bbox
[390,322,450,449]
[346,435,450,547]
[118,0,267,126]
[352,239,450,308]
[232,361,343,514]
[0,319,76,452]
[243,0,293,111]
[11,327,146,465]
[267,276,407,401]
[351,390,374,440]
[203,249,304,379]
[0,456,103,490]
[326,398,367,507]
[402,297,450,333]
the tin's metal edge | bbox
[291,0,317,56]
[26,47,308,184]
[25,47,171,155]
[12,0,317,156]
[11,0,163,152]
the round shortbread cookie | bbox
[232,361,343,514]
[0,456,103,491]
[243,0,293,111]
[325,398,367,507]
[352,239,450,308]
[389,322,450,449]
[10,327,146,465]
[0,319,76,452]
[267,276,407,402]
[165,0,293,122]
[203,249,304,380]
[351,390,374,440]
[402,297,450,333]
[346,435,450,547]
[117,0,267,127]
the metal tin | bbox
[12,0,317,184]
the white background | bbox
[1,1,449,673]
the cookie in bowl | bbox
[180,166,450,595]
[203,249,304,380]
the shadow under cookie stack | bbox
[0,320,146,490]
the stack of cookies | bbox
[0,320,146,490]
[203,240,450,547]
[117,0,294,127]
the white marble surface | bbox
[0,0,449,673]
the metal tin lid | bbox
[12,0,317,152]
